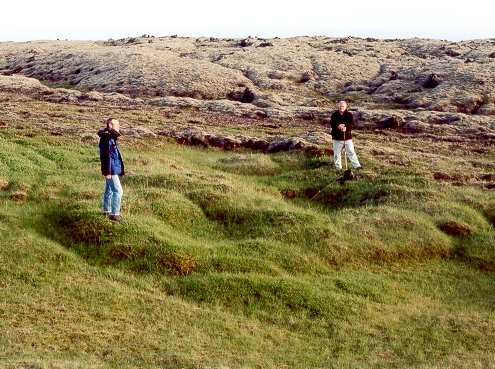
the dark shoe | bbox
[343,169,356,180]
[109,215,123,222]
[356,166,363,170]
[103,212,111,217]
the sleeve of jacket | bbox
[330,111,340,137]
[344,112,354,140]
[345,111,354,130]
[117,149,125,176]
[99,136,111,176]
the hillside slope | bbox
[0,35,495,369]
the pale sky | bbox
[1,1,493,42]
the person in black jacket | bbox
[330,101,362,170]
[98,118,125,221]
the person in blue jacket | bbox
[98,118,125,221]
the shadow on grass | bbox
[35,202,197,276]
[282,179,391,210]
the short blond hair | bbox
[106,118,118,127]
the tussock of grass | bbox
[40,202,199,276]
[452,233,495,272]
[168,274,354,326]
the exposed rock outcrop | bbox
[1,35,495,149]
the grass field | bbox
[0,99,494,368]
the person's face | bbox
[338,102,347,114]
[109,120,120,132]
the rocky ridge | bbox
[1,35,495,150]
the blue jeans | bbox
[103,175,123,216]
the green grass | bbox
[40,80,81,90]
[1,108,495,369]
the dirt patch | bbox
[438,220,472,237]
